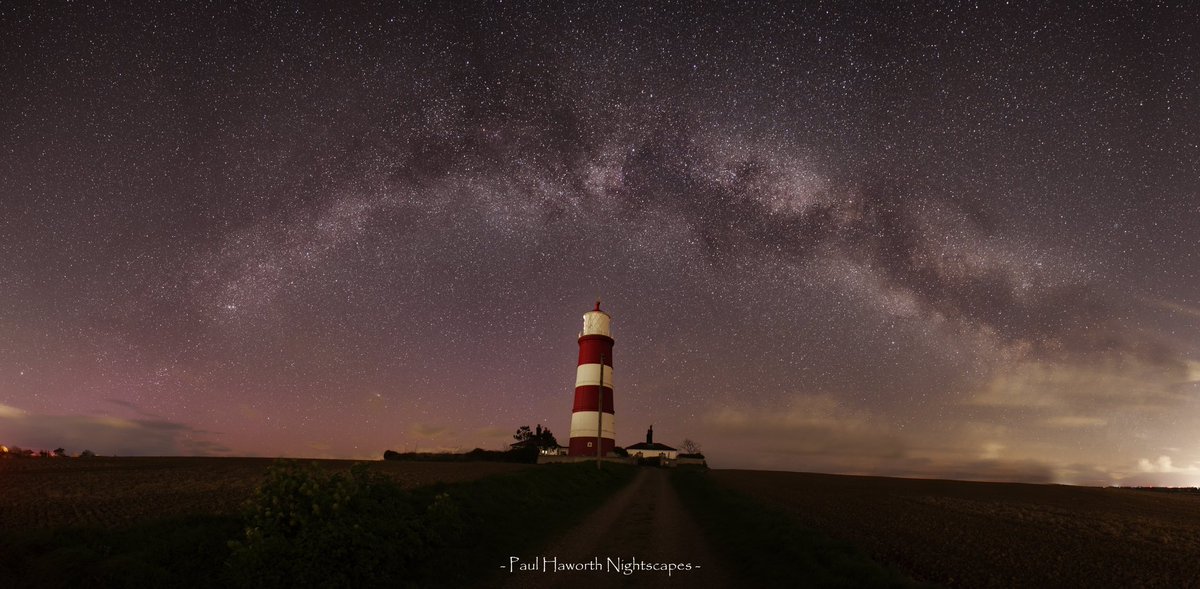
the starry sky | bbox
[2,2,1198,485]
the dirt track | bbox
[495,468,731,589]
[712,469,1200,588]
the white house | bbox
[625,425,677,460]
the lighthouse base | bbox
[567,437,615,457]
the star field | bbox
[1,2,1198,485]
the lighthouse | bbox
[568,301,615,456]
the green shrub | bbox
[226,461,446,588]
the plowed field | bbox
[0,457,531,530]
[712,469,1200,588]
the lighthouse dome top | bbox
[580,300,612,338]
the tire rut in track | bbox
[494,468,731,589]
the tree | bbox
[512,424,559,447]
[681,439,702,455]
[80,449,96,458]
[534,424,557,446]
[53,448,66,457]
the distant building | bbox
[508,437,567,455]
[540,445,568,456]
[625,425,677,460]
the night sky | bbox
[2,2,1198,486]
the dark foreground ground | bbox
[0,456,531,530]
[8,458,1200,587]
[712,469,1200,588]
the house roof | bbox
[626,442,677,452]
[510,438,560,448]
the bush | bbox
[226,460,634,588]
[226,461,457,588]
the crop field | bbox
[712,469,1200,587]
[0,457,532,531]
[11,459,1200,587]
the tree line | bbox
[0,445,95,458]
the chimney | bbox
[647,425,653,444]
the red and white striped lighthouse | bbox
[568,301,615,457]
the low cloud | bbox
[1117,456,1200,487]
[1137,455,1200,474]
[0,402,229,456]
[704,395,905,461]
[694,395,1188,485]
[1042,416,1108,428]
[969,357,1194,412]
[1052,463,1118,487]
[410,423,452,440]
[700,395,1060,483]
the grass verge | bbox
[672,468,933,588]
[418,461,636,586]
